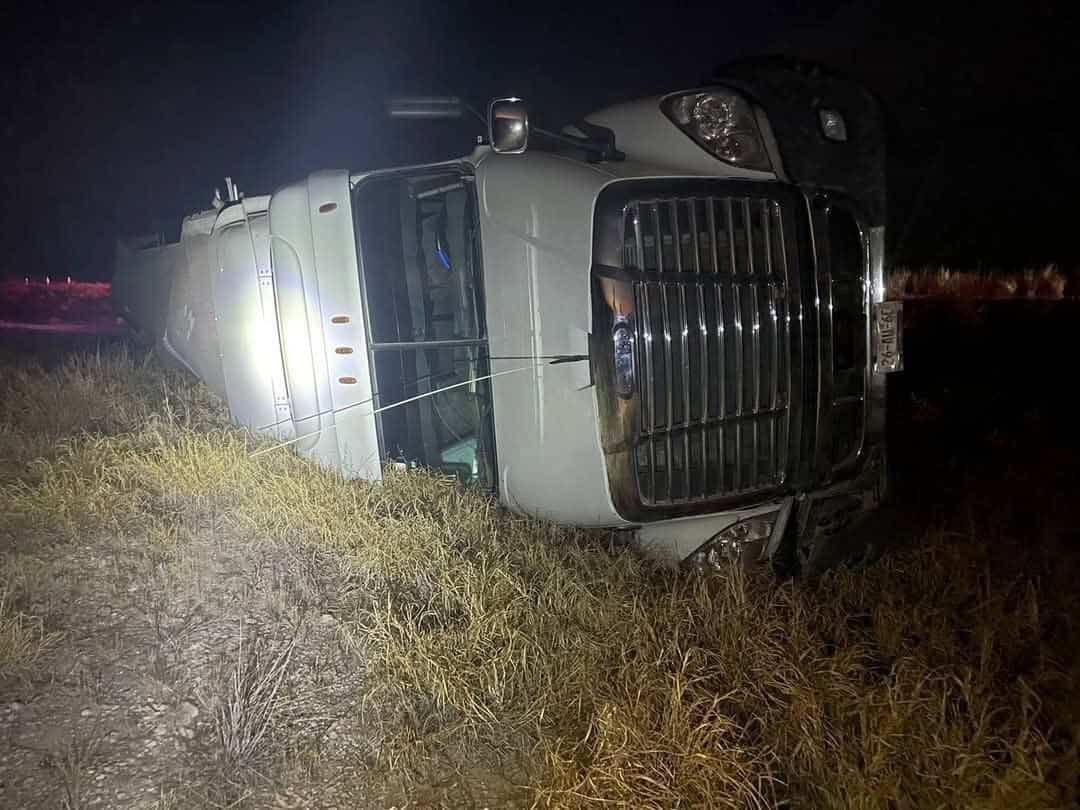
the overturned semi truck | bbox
[113,60,903,568]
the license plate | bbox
[873,301,903,373]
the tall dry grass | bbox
[0,348,1076,807]
[0,588,62,679]
[0,346,224,482]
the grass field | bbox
[0,305,1077,807]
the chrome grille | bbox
[623,196,792,505]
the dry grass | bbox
[0,345,224,483]
[54,725,104,810]
[201,624,299,770]
[0,588,62,679]
[887,264,1075,300]
[0,347,1076,807]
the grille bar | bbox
[762,199,781,486]
[654,205,675,502]
[726,199,744,492]
[632,205,657,500]
[627,194,793,506]
[672,201,691,498]
[691,200,709,495]
[746,198,761,487]
[773,200,793,484]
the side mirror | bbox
[488,98,529,154]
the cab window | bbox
[352,171,496,490]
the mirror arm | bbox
[462,102,487,127]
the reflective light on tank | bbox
[250,316,279,380]
[283,317,315,383]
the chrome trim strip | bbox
[653,204,675,502]
[806,195,829,483]
[367,338,488,351]
[691,199,709,498]
[818,197,872,478]
[633,204,656,501]
[726,198,743,491]
[671,201,691,498]
[745,198,761,486]
[763,199,779,485]
[777,201,794,486]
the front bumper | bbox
[633,441,886,565]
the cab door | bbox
[352,167,497,489]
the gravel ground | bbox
[0,528,377,808]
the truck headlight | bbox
[613,321,635,399]
[690,516,775,568]
[662,90,771,172]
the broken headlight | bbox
[662,90,771,172]
[690,516,775,568]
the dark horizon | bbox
[4,0,1078,280]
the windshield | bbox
[352,170,496,490]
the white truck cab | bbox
[114,60,901,569]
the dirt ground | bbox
[0,495,378,808]
[1,299,1077,808]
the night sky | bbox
[3,0,1078,279]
